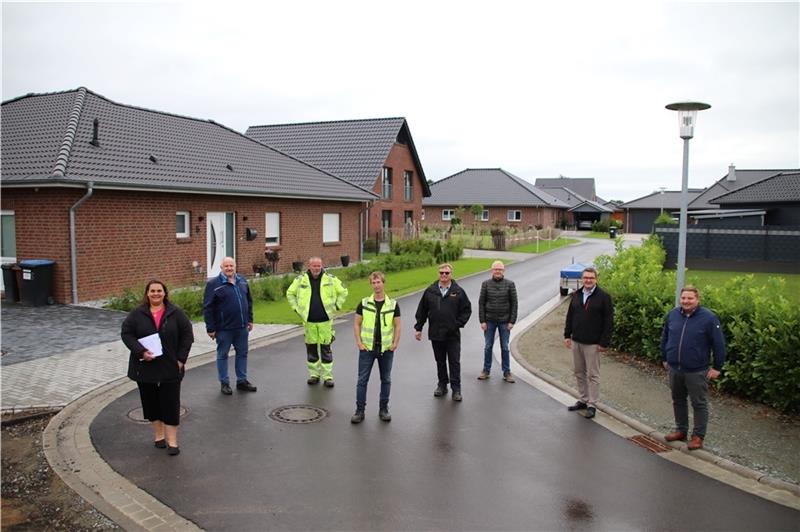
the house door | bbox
[0,211,16,292]
[207,212,235,277]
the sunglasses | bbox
[438,271,451,275]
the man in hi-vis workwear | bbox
[287,256,348,387]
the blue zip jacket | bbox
[660,305,726,372]
[203,272,253,332]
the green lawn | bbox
[577,231,618,239]
[253,258,500,324]
[509,238,578,253]
[687,270,800,304]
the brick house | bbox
[422,168,568,229]
[246,118,430,243]
[1,88,376,303]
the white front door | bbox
[207,212,234,277]
[1,211,16,292]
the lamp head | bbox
[666,101,711,139]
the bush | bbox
[654,212,677,225]
[592,219,611,233]
[250,274,296,302]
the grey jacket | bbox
[478,277,518,324]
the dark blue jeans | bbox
[483,321,511,375]
[356,349,394,410]
[215,327,249,385]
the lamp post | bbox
[659,187,666,214]
[666,101,710,306]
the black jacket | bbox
[564,285,614,347]
[414,280,472,341]
[478,277,518,323]
[122,302,194,383]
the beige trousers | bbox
[572,342,600,407]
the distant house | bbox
[621,189,704,234]
[710,171,800,225]
[246,118,430,242]
[535,186,614,228]
[535,177,598,201]
[423,168,568,229]
[1,88,376,303]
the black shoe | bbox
[221,383,233,395]
[585,407,596,419]
[236,380,257,392]
[379,408,392,422]
[567,401,587,411]
[154,439,167,449]
[434,385,447,397]
[324,379,335,388]
[452,391,463,402]
[307,376,320,385]
[351,410,365,424]
[167,446,180,456]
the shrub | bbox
[654,212,677,225]
[250,274,295,302]
[363,238,378,254]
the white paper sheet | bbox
[137,333,163,357]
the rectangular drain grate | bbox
[627,435,672,453]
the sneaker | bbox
[688,435,704,450]
[167,446,180,456]
[236,380,257,392]
[307,376,320,385]
[664,430,687,442]
[379,408,392,422]
[567,401,587,411]
[220,383,233,395]
[452,391,463,402]
[584,406,596,419]
[324,379,335,388]
[503,372,516,383]
[350,410,365,424]
[433,385,447,397]
[477,371,490,380]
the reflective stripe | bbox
[360,295,396,352]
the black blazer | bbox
[122,302,194,383]
[564,285,614,347]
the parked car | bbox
[577,220,593,230]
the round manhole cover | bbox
[268,404,328,424]
[127,406,189,424]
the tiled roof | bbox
[622,189,704,209]
[535,177,597,201]
[246,118,430,196]
[536,186,587,208]
[568,200,615,213]
[1,88,377,202]
[423,168,569,208]
[688,168,798,209]
[710,172,800,204]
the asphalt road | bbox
[91,240,799,530]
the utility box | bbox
[19,259,56,306]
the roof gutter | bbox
[70,182,94,304]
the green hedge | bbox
[596,235,800,413]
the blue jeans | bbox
[356,349,394,410]
[483,321,511,375]
[216,328,249,385]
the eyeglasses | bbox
[581,277,596,281]
[438,271,451,275]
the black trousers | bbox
[137,381,181,426]
[431,337,461,391]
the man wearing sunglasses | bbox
[414,263,472,401]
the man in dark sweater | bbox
[478,261,518,382]
[563,266,614,419]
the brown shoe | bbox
[664,430,687,442]
[477,371,490,380]
[687,435,704,450]
[503,372,515,383]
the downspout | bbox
[70,182,94,304]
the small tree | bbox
[470,203,484,238]
[654,212,677,225]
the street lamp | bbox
[659,187,666,214]
[666,100,711,306]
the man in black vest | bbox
[478,261,518,382]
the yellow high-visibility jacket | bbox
[286,271,348,322]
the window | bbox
[382,168,393,199]
[1,211,16,259]
[404,171,413,201]
[442,209,455,221]
[265,212,280,246]
[404,210,413,225]
[421,208,425,221]
[176,211,190,238]
[323,213,340,243]
[507,210,522,222]
[475,210,489,222]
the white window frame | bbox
[323,213,340,243]
[442,209,455,221]
[475,210,489,221]
[507,210,522,222]
[265,212,280,246]
[176,211,190,238]
[404,170,413,201]
[382,167,393,199]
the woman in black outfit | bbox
[121,280,194,455]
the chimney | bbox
[726,164,736,182]
[89,118,100,147]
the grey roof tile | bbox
[688,168,798,209]
[535,177,597,200]
[622,189,705,209]
[423,168,569,208]
[710,172,800,204]
[1,88,376,202]
[246,118,430,195]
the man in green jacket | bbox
[287,257,348,387]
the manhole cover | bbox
[627,435,672,453]
[127,406,189,424]
[268,405,328,424]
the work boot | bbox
[477,371,490,380]
[324,379,335,388]
[567,401,587,411]
[307,376,320,385]
[433,385,447,397]
[503,372,516,383]
[664,430,687,442]
[688,435,704,450]
[350,410,365,424]
[379,407,392,422]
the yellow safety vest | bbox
[360,295,397,352]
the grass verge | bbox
[509,238,578,253]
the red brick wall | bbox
[365,143,424,239]
[2,188,363,303]
[422,205,563,230]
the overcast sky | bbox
[2,1,798,201]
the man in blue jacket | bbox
[661,285,726,450]
[203,257,257,395]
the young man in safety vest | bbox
[286,257,348,387]
[351,271,401,423]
